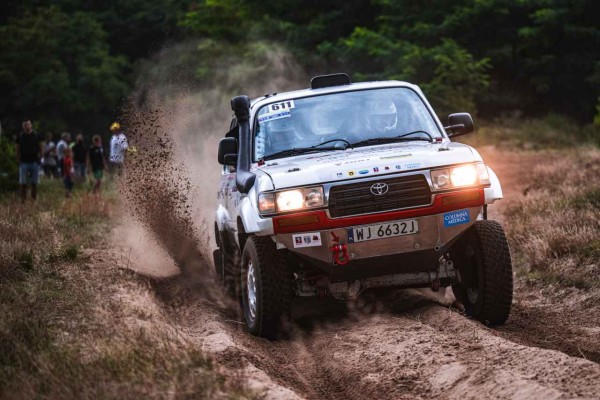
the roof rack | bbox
[310,73,351,89]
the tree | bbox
[0,6,128,133]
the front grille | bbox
[328,175,432,217]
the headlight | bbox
[431,163,490,190]
[451,165,478,187]
[258,186,324,214]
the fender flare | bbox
[238,194,274,237]
[485,166,503,204]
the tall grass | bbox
[458,114,600,149]
[0,179,258,399]
[505,149,600,289]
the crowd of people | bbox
[14,119,129,202]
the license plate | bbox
[347,219,418,243]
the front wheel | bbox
[241,236,292,339]
[452,220,513,325]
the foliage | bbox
[353,0,600,121]
[0,6,128,134]
[322,31,490,115]
[1,0,599,136]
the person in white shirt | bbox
[109,122,128,175]
[56,132,71,174]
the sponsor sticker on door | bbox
[443,209,470,227]
[292,232,322,248]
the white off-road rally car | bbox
[214,74,513,338]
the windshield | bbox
[254,87,442,160]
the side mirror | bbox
[444,113,474,138]
[218,137,238,166]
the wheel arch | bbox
[484,166,503,204]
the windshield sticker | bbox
[443,209,471,227]
[268,100,295,114]
[258,111,291,123]
[403,162,422,169]
[292,232,322,248]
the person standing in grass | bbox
[72,134,87,182]
[62,147,74,198]
[42,132,59,179]
[15,119,43,203]
[109,122,128,175]
[56,132,70,175]
[88,135,107,194]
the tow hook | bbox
[331,244,349,265]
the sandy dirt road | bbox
[112,148,600,399]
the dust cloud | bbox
[118,42,305,279]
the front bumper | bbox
[275,205,480,262]
[270,188,484,281]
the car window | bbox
[254,87,442,160]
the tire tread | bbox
[473,220,513,325]
[243,236,292,338]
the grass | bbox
[458,113,600,149]
[0,178,260,399]
[504,148,600,289]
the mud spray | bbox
[118,42,305,288]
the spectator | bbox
[15,119,43,202]
[42,132,59,179]
[88,135,107,194]
[62,147,74,198]
[72,133,87,181]
[109,122,128,175]
[56,132,70,174]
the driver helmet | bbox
[307,103,346,136]
[264,116,298,153]
[364,98,397,133]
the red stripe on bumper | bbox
[273,189,484,234]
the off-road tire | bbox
[241,236,292,339]
[452,220,513,325]
[216,229,240,297]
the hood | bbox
[255,141,480,189]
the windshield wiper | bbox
[313,138,353,149]
[351,130,434,147]
[262,144,345,161]
[397,130,434,141]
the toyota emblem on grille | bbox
[370,182,389,196]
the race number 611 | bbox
[269,100,295,113]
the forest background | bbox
[0,0,598,138]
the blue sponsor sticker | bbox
[443,209,470,227]
[258,111,291,123]
[359,169,369,174]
